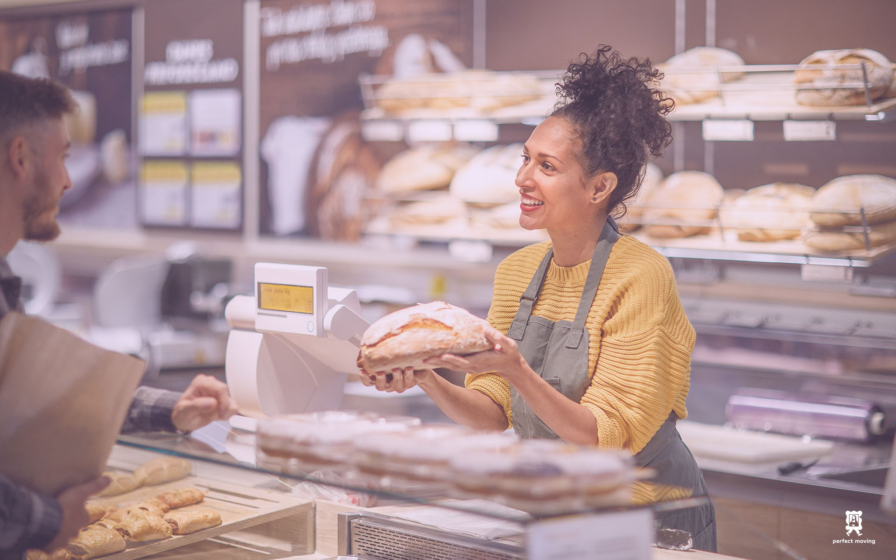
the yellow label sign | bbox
[258,283,313,314]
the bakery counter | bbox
[695,440,896,559]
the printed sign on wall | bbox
[0,9,135,229]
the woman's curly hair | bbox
[552,45,673,217]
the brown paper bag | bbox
[0,312,145,496]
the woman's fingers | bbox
[374,371,389,391]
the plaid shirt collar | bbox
[0,253,24,318]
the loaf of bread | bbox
[793,49,893,106]
[376,71,543,113]
[377,143,479,194]
[886,65,896,99]
[450,144,523,206]
[134,457,192,486]
[804,220,896,252]
[642,171,725,238]
[387,195,467,227]
[721,183,815,242]
[358,301,493,373]
[658,47,745,105]
[810,175,896,226]
[619,163,664,232]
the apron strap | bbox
[507,248,554,341]
[565,217,620,349]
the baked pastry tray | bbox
[85,476,311,559]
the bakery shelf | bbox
[358,66,896,130]
[666,70,896,123]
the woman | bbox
[360,46,716,551]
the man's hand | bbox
[171,374,238,432]
[44,476,110,552]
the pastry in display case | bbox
[793,48,894,106]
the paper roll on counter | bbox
[726,389,887,443]
[224,263,370,418]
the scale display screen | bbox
[257,282,314,314]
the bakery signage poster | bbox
[0,9,136,229]
[140,0,244,230]
[257,0,472,240]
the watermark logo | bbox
[845,511,863,537]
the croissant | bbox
[134,457,192,486]
[155,487,205,509]
[164,509,222,534]
[113,511,173,542]
[66,526,126,559]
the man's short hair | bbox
[0,70,76,141]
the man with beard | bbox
[0,71,239,558]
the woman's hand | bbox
[358,367,434,393]
[424,325,529,384]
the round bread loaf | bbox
[886,65,896,99]
[387,195,467,227]
[658,47,745,105]
[721,183,815,242]
[358,301,493,373]
[450,143,522,206]
[793,49,893,106]
[377,143,479,194]
[642,171,724,238]
[804,220,896,252]
[619,163,664,232]
[810,175,896,226]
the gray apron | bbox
[506,217,717,552]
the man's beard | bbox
[22,183,61,242]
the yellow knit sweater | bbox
[467,235,695,456]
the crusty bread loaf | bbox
[619,163,664,232]
[376,71,543,113]
[810,175,896,226]
[886,65,896,99]
[721,183,815,242]
[450,144,523,206]
[642,171,724,238]
[804,219,896,252]
[658,47,745,105]
[358,301,493,373]
[793,49,893,106]
[377,143,479,194]
[387,195,467,226]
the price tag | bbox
[527,509,652,560]
[361,121,403,142]
[454,120,499,141]
[407,120,453,142]
[702,119,754,141]
[783,120,836,141]
[448,239,493,263]
[801,264,854,283]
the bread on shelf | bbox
[658,47,745,105]
[642,171,725,238]
[810,174,896,227]
[450,143,523,206]
[377,143,479,194]
[721,183,816,242]
[793,49,893,106]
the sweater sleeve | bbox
[580,257,695,454]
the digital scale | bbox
[224,263,370,418]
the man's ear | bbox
[589,172,618,206]
[6,136,30,181]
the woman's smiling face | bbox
[516,116,600,233]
